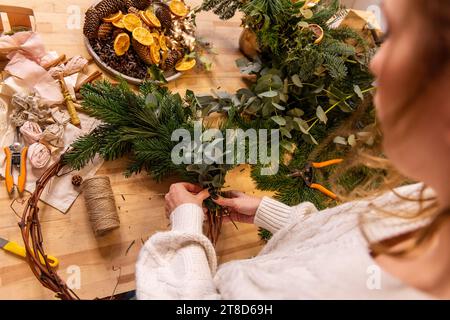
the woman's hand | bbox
[213,191,262,224]
[165,182,210,217]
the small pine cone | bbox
[98,22,113,40]
[111,28,124,40]
[155,5,172,32]
[132,38,153,65]
[95,0,125,18]
[161,50,181,71]
[128,6,140,15]
[127,0,150,11]
[72,175,83,187]
[83,7,101,39]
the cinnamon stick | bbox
[75,71,103,92]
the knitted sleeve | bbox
[254,197,318,234]
[135,203,221,300]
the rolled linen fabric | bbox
[20,120,42,144]
[28,142,51,169]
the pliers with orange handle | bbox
[4,127,28,194]
[289,159,344,200]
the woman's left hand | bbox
[165,182,210,217]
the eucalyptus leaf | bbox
[287,108,305,117]
[333,136,348,145]
[272,102,286,110]
[280,127,292,139]
[279,93,288,103]
[293,117,309,134]
[262,101,274,117]
[271,116,287,126]
[316,106,328,124]
[313,84,325,93]
[258,90,279,98]
[302,133,318,145]
[353,85,364,100]
[291,74,303,88]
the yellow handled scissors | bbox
[0,236,59,268]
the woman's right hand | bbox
[212,191,262,224]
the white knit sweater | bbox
[136,183,435,299]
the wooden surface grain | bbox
[0,0,272,299]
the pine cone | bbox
[98,22,113,40]
[72,175,83,187]
[132,38,153,65]
[95,0,125,19]
[155,5,172,32]
[111,28,124,40]
[126,0,150,11]
[83,7,101,39]
[128,6,140,15]
[161,50,181,71]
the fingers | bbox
[177,182,203,193]
[212,195,236,208]
[195,189,210,201]
[222,190,245,198]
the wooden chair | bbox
[0,5,35,70]
[0,5,35,32]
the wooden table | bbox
[0,0,272,299]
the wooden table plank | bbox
[0,0,271,299]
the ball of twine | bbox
[82,176,120,236]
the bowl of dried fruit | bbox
[83,0,198,84]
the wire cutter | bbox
[4,127,28,194]
[289,159,343,200]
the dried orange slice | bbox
[175,58,196,71]
[103,11,123,23]
[114,33,130,56]
[139,10,152,27]
[143,10,161,28]
[152,35,160,49]
[159,35,168,51]
[307,24,324,44]
[112,18,125,29]
[132,27,154,46]
[169,1,189,17]
[150,45,160,64]
[123,13,142,32]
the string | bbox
[82,176,120,236]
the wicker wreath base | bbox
[19,156,225,299]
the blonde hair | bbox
[321,103,447,257]
[318,0,450,257]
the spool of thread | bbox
[82,176,120,236]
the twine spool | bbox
[82,176,120,236]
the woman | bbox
[136,0,450,299]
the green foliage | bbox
[199,0,376,151]
[201,0,242,20]
[63,79,233,194]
